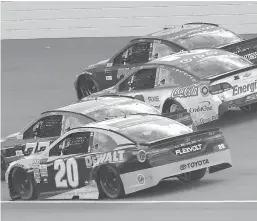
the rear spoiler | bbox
[203,65,257,82]
[142,127,220,147]
[220,37,257,64]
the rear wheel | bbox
[78,75,100,99]
[177,168,207,183]
[163,100,184,114]
[98,165,125,199]
[240,103,257,113]
[11,167,37,200]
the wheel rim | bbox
[167,103,183,113]
[100,167,120,196]
[80,77,98,97]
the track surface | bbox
[1,35,257,219]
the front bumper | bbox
[120,149,232,195]
[218,92,257,116]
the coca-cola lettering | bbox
[171,84,199,98]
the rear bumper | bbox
[218,92,257,115]
[120,149,232,195]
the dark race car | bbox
[85,49,257,127]
[1,96,194,181]
[74,22,257,99]
[5,114,232,200]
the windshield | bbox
[87,102,160,121]
[120,118,192,143]
[179,55,252,78]
[173,29,242,50]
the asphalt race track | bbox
[1,35,257,219]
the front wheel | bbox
[1,156,7,181]
[177,168,207,183]
[240,103,257,113]
[78,75,100,99]
[98,165,125,199]
[10,167,37,200]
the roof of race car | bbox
[136,23,224,42]
[149,48,233,66]
[82,114,174,131]
[55,96,141,116]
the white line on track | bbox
[1,200,257,204]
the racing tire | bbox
[240,103,257,113]
[10,167,37,200]
[177,168,207,183]
[162,100,184,114]
[98,165,125,199]
[78,74,100,99]
[1,156,7,181]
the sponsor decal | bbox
[174,144,203,156]
[137,174,145,185]
[189,101,212,113]
[15,150,23,156]
[85,150,125,168]
[106,76,112,81]
[244,52,257,61]
[13,163,24,168]
[200,85,209,96]
[170,84,199,98]
[180,159,209,170]
[180,58,192,63]
[235,47,250,54]
[153,40,161,44]
[148,96,160,102]
[243,72,251,78]
[195,114,219,126]
[246,93,257,102]
[232,80,257,96]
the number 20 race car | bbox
[1,95,194,181]
[5,115,232,200]
[74,22,257,99]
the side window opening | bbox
[113,42,151,66]
[156,66,198,88]
[119,68,157,92]
[49,131,91,157]
[23,115,63,140]
[91,132,117,153]
[63,115,93,133]
[151,42,178,60]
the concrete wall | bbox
[1,1,257,39]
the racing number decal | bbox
[54,158,79,188]
[24,141,51,155]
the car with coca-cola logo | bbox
[74,22,257,100]
[86,48,257,126]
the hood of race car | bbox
[87,59,109,69]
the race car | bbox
[85,49,257,127]
[74,22,257,99]
[5,114,232,200]
[1,95,194,181]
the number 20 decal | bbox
[54,158,79,188]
